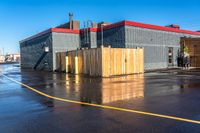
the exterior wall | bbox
[80,31,97,48]
[20,33,53,70]
[20,21,200,72]
[90,32,97,48]
[124,26,200,70]
[97,26,126,47]
[52,32,80,70]
[80,30,89,48]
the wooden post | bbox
[66,55,69,73]
[139,48,144,73]
[75,54,78,74]
[108,45,111,77]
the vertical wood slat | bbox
[102,47,110,77]
[56,53,60,71]
[66,56,69,73]
[61,52,66,72]
[62,47,144,77]
[185,43,200,67]
[56,52,66,72]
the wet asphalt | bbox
[0,64,200,133]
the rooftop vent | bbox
[97,22,111,28]
[166,24,180,29]
[69,12,73,29]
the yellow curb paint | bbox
[2,74,200,125]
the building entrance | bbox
[168,47,173,66]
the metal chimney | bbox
[69,12,73,29]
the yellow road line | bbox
[2,74,200,125]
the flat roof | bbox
[20,28,80,44]
[20,20,200,43]
[89,20,200,36]
[124,20,200,35]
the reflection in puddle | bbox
[100,75,144,104]
[4,64,200,110]
[64,74,144,104]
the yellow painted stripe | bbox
[2,74,200,125]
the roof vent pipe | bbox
[166,24,180,29]
[69,12,73,29]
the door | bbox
[168,47,173,66]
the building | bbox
[0,55,5,63]
[13,54,20,62]
[20,14,80,70]
[5,54,20,62]
[20,15,200,71]
[81,21,200,70]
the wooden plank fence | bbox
[182,38,200,67]
[56,46,144,77]
[56,52,66,72]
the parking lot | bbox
[1,64,200,133]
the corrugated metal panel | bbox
[52,32,80,70]
[20,33,53,70]
[124,26,200,70]
[96,26,126,48]
[90,32,97,48]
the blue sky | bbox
[0,0,200,54]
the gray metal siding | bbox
[97,26,126,47]
[125,26,200,70]
[80,30,88,48]
[144,46,168,70]
[20,33,53,70]
[20,23,200,72]
[80,31,97,48]
[52,32,80,70]
[90,32,97,48]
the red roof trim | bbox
[51,28,80,34]
[90,28,98,32]
[124,20,200,35]
[80,28,98,33]
[20,29,51,43]
[20,28,80,43]
[20,20,200,44]
[104,21,125,30]
[79,21,125,33]
[82,20,200,35]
